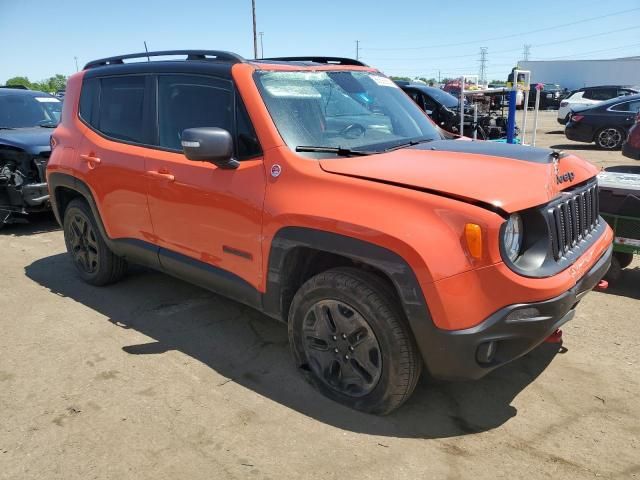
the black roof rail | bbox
[84,50,246,69]
[260,56,368,67]
[0,84,29,90]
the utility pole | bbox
[478,47,488,86]
[259,32,264,58]
[74,56,79,72]
[438,70,441,84]
[252,0,258,58]
[522,44,531,61]
[355,40,360,61]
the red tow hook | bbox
[596,280,609,290]
[545,329,563,343]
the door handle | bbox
[80,154,101,164]
[146,170,175,182]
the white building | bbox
[518,57,640,90]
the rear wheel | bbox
[288,267,422,415]
[63,198,127,285]
[595,127,625,150]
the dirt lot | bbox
[1,111,639,479]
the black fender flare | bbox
[47,172,160,269]
[262,227,439,363]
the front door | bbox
[145,74,266,290]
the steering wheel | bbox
[339,123,366,139]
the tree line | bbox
[3,74,67,93]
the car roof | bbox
[577,85,637,91]
[400,84,446,95]
[0,88,55,98]
[82,50,371,79]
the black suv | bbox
[0,88,62,227]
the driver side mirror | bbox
[181,127,239,169]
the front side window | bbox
[255,70,441,155]
[98,76,146,143]
[157,75,232,151]
[0,93,61,128]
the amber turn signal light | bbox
[464,223,483,259]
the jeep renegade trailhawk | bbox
[47,51,613,414]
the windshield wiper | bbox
[383,138,435,153]
[296,145,376,156]
[38,123,58,128]
[0,126,16,130]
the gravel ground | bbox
[1,111,638,479]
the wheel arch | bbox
[263,227,431,326]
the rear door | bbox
[144,73,266,290]
[78,74,155,243]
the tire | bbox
[615,251,634,269]
[595,127,626,150]
[288,267,422,415]
[604,255,622,282]
[63,198,127,286]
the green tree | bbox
[5,76,32,88]
[389,76,411,82]
[4,74,67,92]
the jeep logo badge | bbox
[556,172,575,184]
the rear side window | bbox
[610,100,640,112]
[79,78,98,124]
[584,88,617,101]
[98,76,147,143]
[157,75,233,151]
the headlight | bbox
[503,214,523,261]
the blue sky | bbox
[1,0,639,84]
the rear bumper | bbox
[417,244,612,381]
[565,123,594,143]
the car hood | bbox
[319,140,599,213]
[0,127,52,155]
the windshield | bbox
[255,70,442,155]
[0,94,62,128]
[425,87,459,109]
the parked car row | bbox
[564,93,640,150]
[558,85,638,125]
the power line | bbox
[361,7,640,51]
[361,25,640,62]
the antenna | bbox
[144,41,150,62]
[252,0,258,58]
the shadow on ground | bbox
[600,266,640,301]
[546,130,565,135]
[25,253,562,439]
[0,213,60,236]
[550,143,598,151]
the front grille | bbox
[547,180,599,260]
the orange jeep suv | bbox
[47,51,613,414]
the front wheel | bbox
[288,267,422,415]
[595,127,625,150]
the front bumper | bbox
[418,244,612,381]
